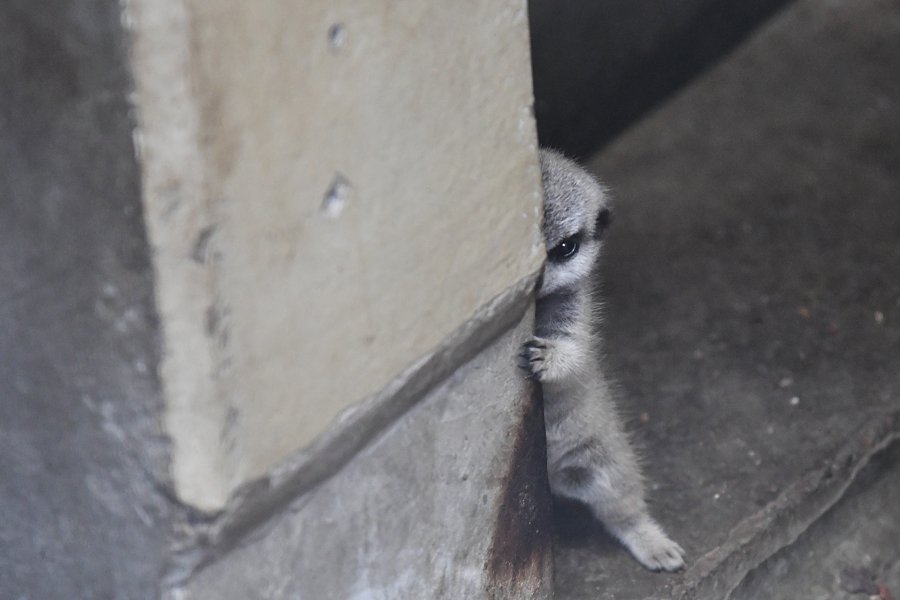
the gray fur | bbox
[521,149,685,572]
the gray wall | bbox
[0,1,175,598]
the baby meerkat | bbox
[520,149,684,572]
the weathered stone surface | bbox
[126,0,544,511]
[0,1,174,598]
[179,311,553,600]
[553,0,900,597]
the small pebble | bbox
[713,493,721,500]
[798,306,811,319]
[748,450,762,466]
[789,396,800,406]
[778,377,793,388]
[874,311,885,325]
[639,411,650,424]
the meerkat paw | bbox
[617,519,685,572]
[519,337,551,381]
[518,336,583,382]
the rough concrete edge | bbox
[119,0,229,512]
[161,268,543,588]
[664,408,900,600]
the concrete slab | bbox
[126,0,544,510]
[553,0,900,597]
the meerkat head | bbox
[537,149,612,298]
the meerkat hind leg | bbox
[551,463,685,571]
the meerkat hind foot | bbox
[614,518,685,572]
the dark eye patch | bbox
[549,232,582,262]
[595,208,612,240]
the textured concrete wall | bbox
[126,0,544,511]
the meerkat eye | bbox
[549,236,580,261]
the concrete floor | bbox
[553,0,900,598]
[731,442,900,600]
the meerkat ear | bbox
[595,208,612,240]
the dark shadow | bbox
[552,496,620,555]
[528,0,793,158]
